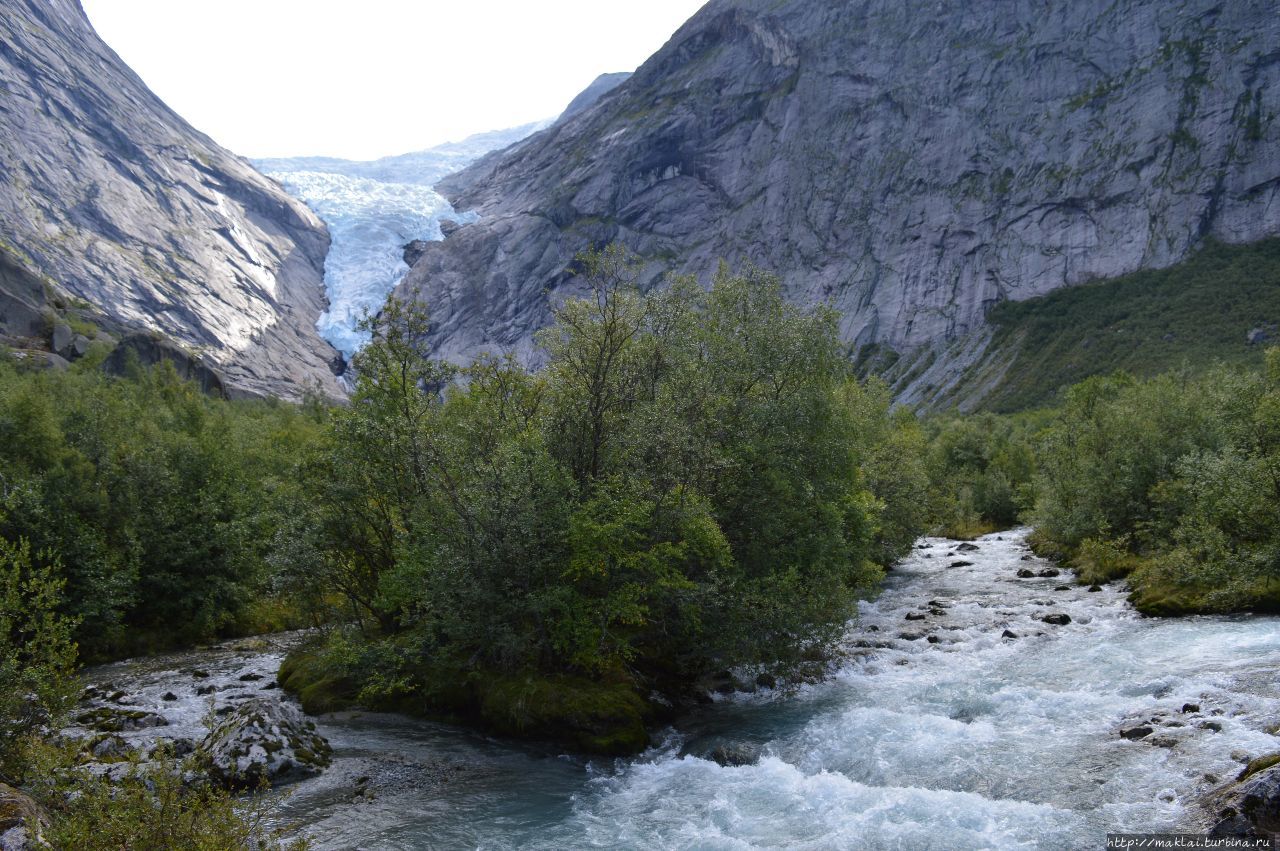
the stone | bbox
[1206,759,1280,837]
[239,673,264,682]
[1201,721,1224,733]
[1001,630,1018,639]
[50,323,72,355]
[955,543,980,553]
[1054,585,1071,591]
[1119,726,1153,740]
[403,239,433,266]
[1017,569,1036,578]
[75,707,168,732]
[198,698,332,789]
[162,692,178,702]
[0,0,345,401]
[1088,585,1103,592]
[1038,568,1061,578]
[71,334,90,358]
[0,783,48,851]
[949,560,974,568]
[1183,703,1202,714]
[904,612,927,621]
[708,742,760,767]
[1040,613,1072,626]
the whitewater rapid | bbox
[83,530,1280,849]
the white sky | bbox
[81,1,707,161]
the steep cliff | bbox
[0,0,345,399]
[402,0,1280,371]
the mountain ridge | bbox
[401,0,1280,378]
[0,0,345,399]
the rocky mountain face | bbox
[403,0,1280,375]
[0,0,345,399]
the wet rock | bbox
[148,738,195,758]
[955,543,980,553]
[262,681,280,691]
[1088,585,1103,592]
[1054,585,1072,591]
[162,692,178,702]
[898,632,926,641]
[949,560,973,568]
[196,685,217,696]
[238,673,264,682]
[0,783,48,851]
[708,742,760,767]
[87,734,133,761]
[1040,613,1072,626]
[1120,726,1154,740]
[755,673,777,690]
[929,607,946,616]
[1001,630,1018,639]
[926,635,941,644]
[904,612,927,621]
[1038,568,1061,578]
[75,707,168,732]
[866,625,879,632]
[198,698,332,789]
[1206,757,1280,837]
[1020,554,1034,561]
[1201,721,1224,733]
[1183,703,1201,714]
[191,670,210,679]
[1017,569,1036,578]
[403,239,432,266]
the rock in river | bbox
[199,698,332,789]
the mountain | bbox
[0,0,345,399]
[558,73,633,122]
[400,0,1280,384]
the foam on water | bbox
[89,531,1280,849]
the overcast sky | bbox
[81,1,707,161]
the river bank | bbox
[73,530,1280,849]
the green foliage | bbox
[0,359,323,660]
[922,412,1038,538]
[1029,354,1280,612]
[40,751,308,851]
[973,239,1280,412]
[286,248,928,750]
[0,528,78,782]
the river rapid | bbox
[82,530,1280,850]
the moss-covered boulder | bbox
[197,698,332,789]
[477,673,650,756]
[0,783,48,850]
[1204,754,1280,837]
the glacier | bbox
[259,121,548,358]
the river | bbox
[82,530,1280,850]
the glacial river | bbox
[85,530,1280,850]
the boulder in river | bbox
[949,560,974,568]
[198,698,332,789]
[1040,613,1072,626]
[75,707,169,732]
[955,543,980,552]
[1205,755,1280,837]
[0,784,47,851]
[1038,568,1061,578]
[1119,725,1154,740]
[708,742,760,767]
[1017,569,1036,578]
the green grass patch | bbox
[976,239,1280,412]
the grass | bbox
[969,238,1280,412]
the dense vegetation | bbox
[0,356,322,661]
[278,251,931,752]
[3,241,1280,843]
[1027,359,1280,614]
[889,238,1280,411]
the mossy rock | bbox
[278,646,358,715]
[1241,753,1280,782]
[477,673,650,756]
